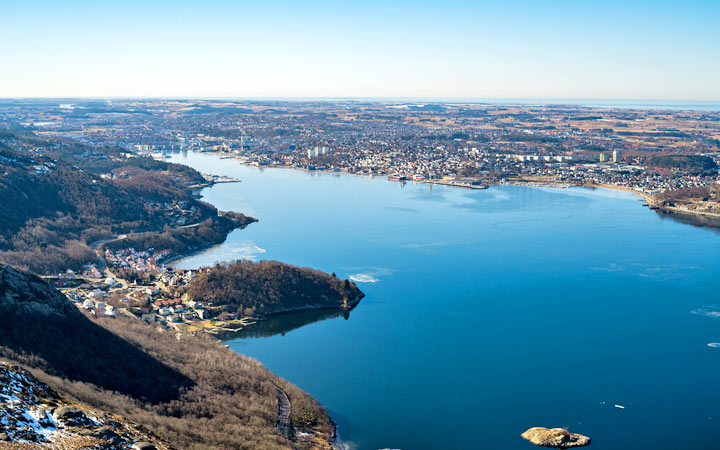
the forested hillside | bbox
[646,154,718,174]
[0,132,221,273]
[103,213,257,256]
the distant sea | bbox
[217,97,720,111]
[476,98,720,111]
[168,151,720,450]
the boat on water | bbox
[388,174,408,181]
[412,174,426,181]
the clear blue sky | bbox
[1,0,718,99]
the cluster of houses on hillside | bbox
[157,268,202,289]
[104,247,172,273]
[65,279,213,327]
[82,266,104,279]
[151,298,209,322]
[56,257,218,330]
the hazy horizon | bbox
[2,96,720,101]
[2,97,720,112]
[2,0,718,99]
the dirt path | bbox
[276,387,292,440]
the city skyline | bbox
[1,0,719,100]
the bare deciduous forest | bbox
[0,265,332,450]
[178,260,364,317]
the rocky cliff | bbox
[0,264,79,317]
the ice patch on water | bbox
[400,241,449,249]
[343,265,396,280]
[229,242,267,260]
[171,240,267,269]
[349,274,379,283]
[691,307,720,318]
[589,263,625,272]
[383,206,419,213]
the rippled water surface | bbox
[168,151,720,450]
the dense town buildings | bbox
[1,99,716,196]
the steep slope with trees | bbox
[0,265,334,449]
[0,134,230,274]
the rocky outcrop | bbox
[521,427,591,448]
[0,361,172,448]
[0,264,80,317]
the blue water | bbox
[167,151,720,450]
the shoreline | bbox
[585,183,720,221]
[177,149,665,203]
[659,204,720,219]
[208,304,359,341]
[259,294,363,319]
[169,150,720,228]
[161,240,228,267]
[583,182,656,203]
[170,298,361,341]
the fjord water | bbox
[167,151,720,450]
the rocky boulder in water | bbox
[521,427,591,448]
